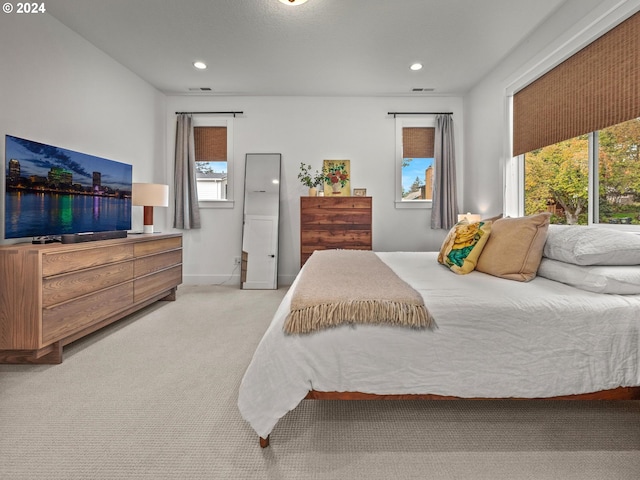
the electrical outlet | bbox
[234,256,241,265]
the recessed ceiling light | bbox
[410,63,423,71]
[193,61,207,70]
[278,0,309,5]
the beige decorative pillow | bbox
[476,213,551,282]
[438,220,492,274]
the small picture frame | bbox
[353,188,367,197]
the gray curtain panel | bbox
[173,114,201,229]
[430,114,458,230]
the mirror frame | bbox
[240,153,281,289]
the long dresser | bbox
[0,233,182,364]
[300,196,372,267]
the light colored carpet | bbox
[1,285,638,480]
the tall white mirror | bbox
[241,153,281,289]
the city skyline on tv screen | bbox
[4,135,132,239]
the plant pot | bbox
[308,187,317,196]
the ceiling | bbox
[47,0,568,97]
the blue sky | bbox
[199,161,227,173]
[402,157,433,192]
[6,135,132,190]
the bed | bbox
[238,219,640,447]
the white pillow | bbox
[537,258,640,294]
[543,225,640,265]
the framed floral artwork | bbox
[322,160,350,196]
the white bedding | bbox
[238,252,640,439]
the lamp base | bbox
[142,224,154,234]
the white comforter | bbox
[238,252,640,438]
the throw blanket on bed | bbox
[284,249,435,334]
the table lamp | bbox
[457,212,482,223]
[132,183,169,234]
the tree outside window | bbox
[402,157,433,200]
[524,118,640,225]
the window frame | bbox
[503,4,640,232]
[192,116,235,209]
[395,116,435,209]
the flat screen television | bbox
[4,135,132,239]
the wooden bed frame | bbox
[258,386,640,447]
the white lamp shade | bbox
[132,183,169,207]
[457,212,482,223]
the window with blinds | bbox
[513,12,640,227]
[194,126,228,201]
[513,11,639,156]
[401,126,435,201]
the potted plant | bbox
[298,162,324,196]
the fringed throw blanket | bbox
[284,250,435,334]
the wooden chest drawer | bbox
[301,210,371,225]
[42,244,134,276]
[134,237,182,257]
[301,227,372,247]
[134,265,182,303]
[300,196,372,267]
[134,250,182,277]
[42,262,134,308]
[42,283,134,345]
[301,197,371,210]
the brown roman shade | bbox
[513,11,640,156]
[403,127,435,158]
[194,127,227,161]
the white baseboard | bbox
[182,274,240,286]
[181,273,295,287]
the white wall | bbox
[463,0,640,218]
[0,12,464,286]
[165,96,463,285]
[0,13,166,241]
[12,2,630,287]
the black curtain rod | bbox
[175,111,243,117]
[388,112,452,117]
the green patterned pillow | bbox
[438,220,492,274]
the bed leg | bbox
[259,435,270,448]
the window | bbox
[522,117,640,226]
[193,117,234,207]
[395,117,435,208]
[511,12,639,229]
[596,119,640,225]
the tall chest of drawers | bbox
[300,196,372,267]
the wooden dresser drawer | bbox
[301,227,372,247]
[134,265,182,303]
[134,250,182,277]
[301,197,371,210]
[42,244,134,276]
[134,237,182,257]
[42,262,134,308]
[0,233,183,364]
[301,210,371,225]
[42,283,134,345]
[300,196,372,267]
